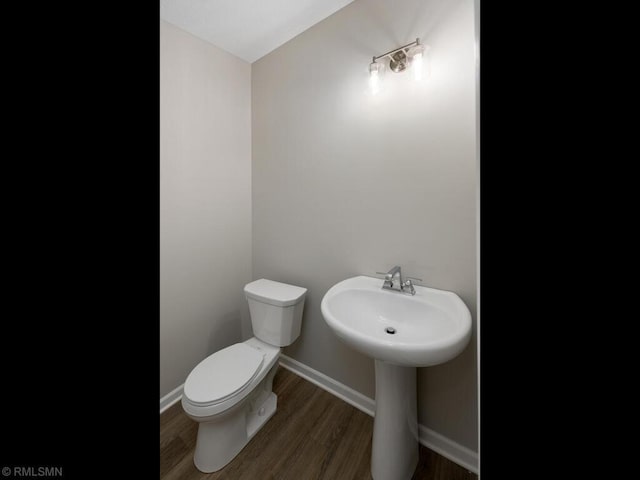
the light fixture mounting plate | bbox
[389,51,408,73]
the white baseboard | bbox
[418,424,479,473]
[160,383,183,414]
[279,354,478,474]
[278,354,376,416]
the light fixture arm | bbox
[372,38,420,63]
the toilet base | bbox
[247,392,277,440]
[192,364,279,473]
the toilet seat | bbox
[183,343,264,407]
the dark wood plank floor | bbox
[160,367,477,480]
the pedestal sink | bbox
[320,275,472,480]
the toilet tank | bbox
[244,279,307,347]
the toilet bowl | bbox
[181,279,307,473]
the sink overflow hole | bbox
[385,327,396,334]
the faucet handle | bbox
[376,272,395,287]
[401,279,417,295]
[405,276,423,283]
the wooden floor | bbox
[160,368,477,480]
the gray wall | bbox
[252,0,478,451]
[160,20,253,398]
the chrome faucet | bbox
[382,265,403,290]
[376,266,421,296]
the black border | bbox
[2,2,160,476]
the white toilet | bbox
[181,278,307,473]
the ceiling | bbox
[160,0,356,63]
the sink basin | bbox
[321,275,472,367]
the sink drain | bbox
[385,327,396,334]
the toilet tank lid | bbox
[244,278,307,307]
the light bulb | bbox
[370,70,380,95]
[369,60,383,95]
[410,44,425,81]
[412,51,423,81]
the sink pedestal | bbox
[371,360,418,480]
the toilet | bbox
[181,278,307,473]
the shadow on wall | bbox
[207,310,243,354]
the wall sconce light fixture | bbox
[369,38,427,94]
